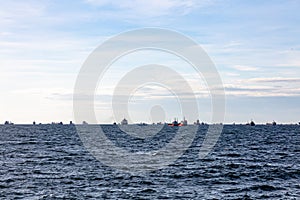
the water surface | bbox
[0,125,299,199]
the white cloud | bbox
[249,77,300,83]
[231,65,259,71]
[223,77,300,97]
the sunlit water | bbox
[0,125,299,199]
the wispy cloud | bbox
[0,1,45,27]
[232,65,259,71]
[84,0,212,17]
[249,77,300,83]
[223,76,300,97]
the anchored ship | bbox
[168,117,188,127]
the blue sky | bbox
[1,0,300,124]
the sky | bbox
[1,0,300,124]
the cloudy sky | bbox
[1,0,300,124]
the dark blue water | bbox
[0,125,299,199]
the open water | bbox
[0,124,299,199]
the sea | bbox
[0,124,299,199]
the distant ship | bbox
[168,120,180,126]
[137,122,147,126]
[246,120,255,126]
[121,118,128,125]
[52,122,63,125]
[266,121,277,126]
[4,121,13,125]
[194,119,200,125]
[181,117,188,126]
[168,118,187,127]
